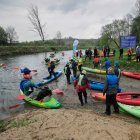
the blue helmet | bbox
[114,61,119,66]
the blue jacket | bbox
[103,74,118,95]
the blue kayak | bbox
[88,80,122,92]
[36,70,62,87]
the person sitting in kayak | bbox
[20,67,52,101]
[48,61,56,78]
[103,67,119,115]
[103,57,111,74]
[74,70,89,106]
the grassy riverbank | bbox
[0,39,95,56]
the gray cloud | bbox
[0,0,137,41]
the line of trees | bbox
[96,0,140,48]
[0,26,18,45]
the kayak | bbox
[20,90,61,109]
[90,92,105,102]
[82,67,106,75]
[99,53,114,57]
[118,102,140,118]
[36,70,62,87]
[88,80,122,92]
[122,71,140,80]
[116,92,140,106]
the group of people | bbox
[20,49,122,116]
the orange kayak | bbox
[90,92,106,102]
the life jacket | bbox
[128,50,131,55]
[114,67,121,78]
[20,79,30,93]
[107,74,118,88]
[64,66,67,75]
[78,58,83,65]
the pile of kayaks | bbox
[90,92,140,118]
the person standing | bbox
[94,47,98,58]
[48,61,56,78]
[70,59,77,77]
[114,61,121,81]
[136,45,140,62]
[103,67,119,115]
[74,70,88,106]
[103,58,111,74]
[127,48,132,61]
[119,48,123,59]
[78,57,83,73]
[64,62,71,84]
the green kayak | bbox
[20,90,61,109]
[82,67,106,75]
[118,102,140,118]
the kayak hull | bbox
[89,80,122,92]
[122,71,140,80]
[20,90,61,109]
[116,92,140,106]
[118,102,140,118]
[82,67,106,75]
[36,70,62,87]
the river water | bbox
[0,50,73,120]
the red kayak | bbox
[116,92,140,106]
[122,71,140,80]
[90,92,106,102]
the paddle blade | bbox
[16,95,26,100]
[32,70,37,72]
[52,89,64,95]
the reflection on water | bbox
[0,50,73,120]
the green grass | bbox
[83,49,140,73]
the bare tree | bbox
[6,26,18,44]
[56,31,62,45]
[28,5,46,41]
[135,0,140,16]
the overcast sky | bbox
[0,0,137,42]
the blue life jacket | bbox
[107,74,118,88]
[20,79,30,92]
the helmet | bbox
[114,61,119,66]
[21,67,31,74]
[82,70,86,75]
[108,67,114,74]
[105,57,108,61]
[66,61,70,65]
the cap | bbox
[21,67,31,74]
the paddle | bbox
[13,67,37,72]
[52,89,64,95]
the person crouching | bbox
[74,70,88,106]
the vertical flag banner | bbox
[120,36,136,48]
[73,39,79,58]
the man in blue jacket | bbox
[103,67,119,115]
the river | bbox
[0,50,73,120]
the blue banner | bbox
[120,36,136,48]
